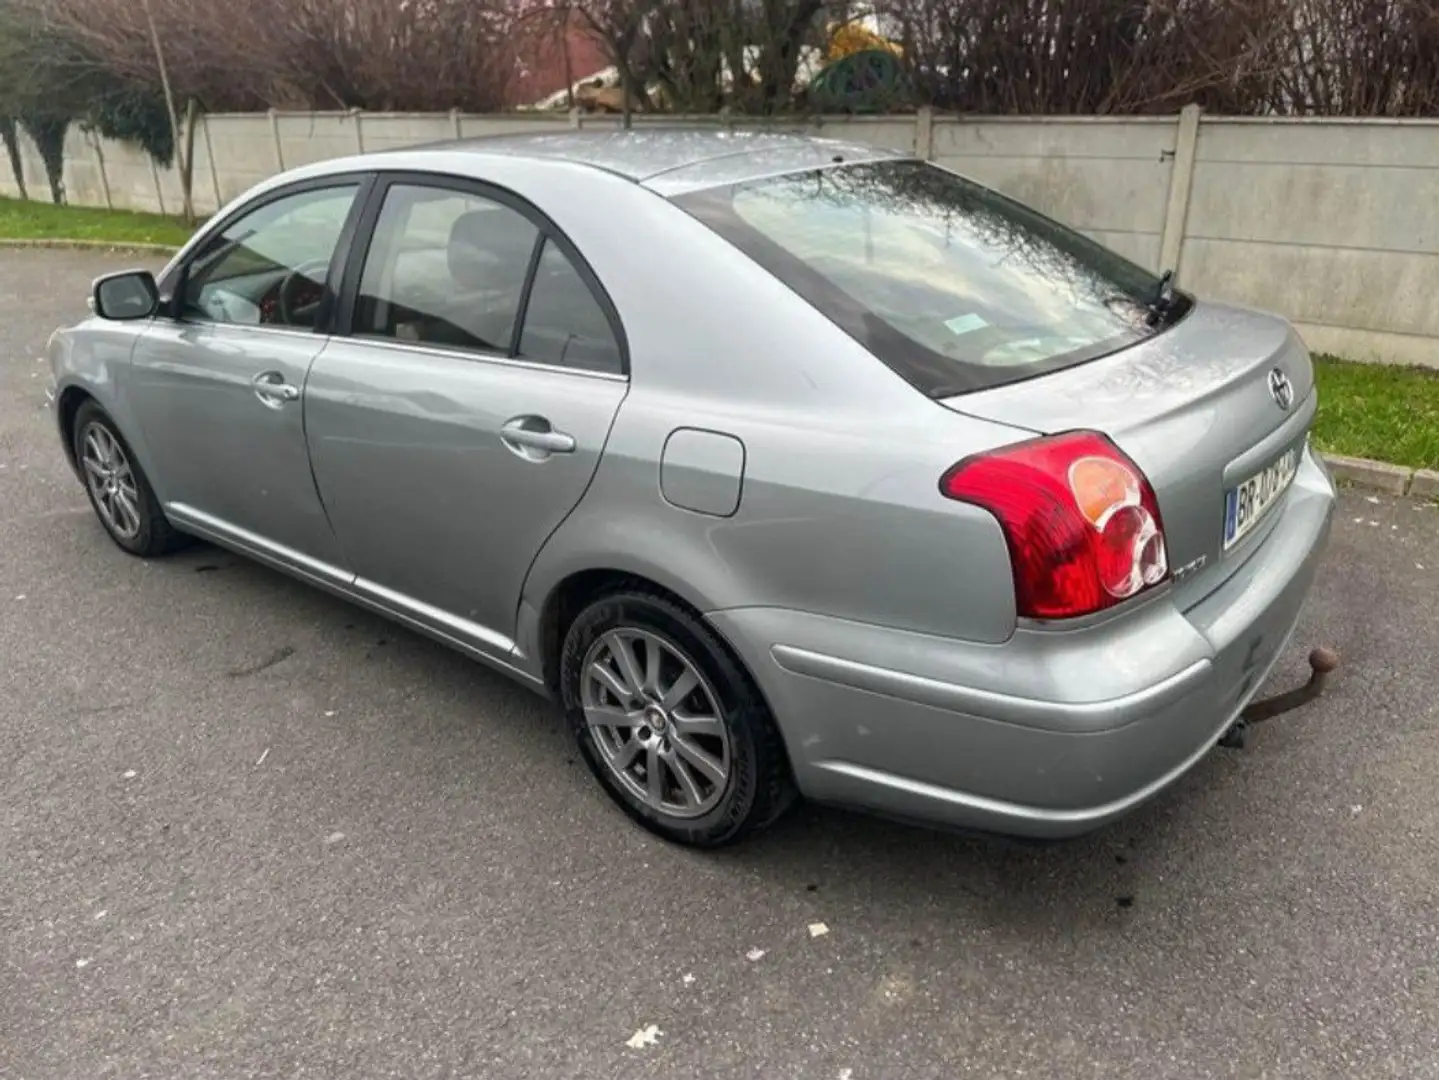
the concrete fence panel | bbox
[0,138,20,198]
[154,155,195,218]
[458,114,569,139]
[60,127,108,209]
[276,112,364,170]
[574,115,625,132]
[354,114,454,153]
[15,127,51,202]
[932,117,1176,272]
[205,115,283,205]
[1179,118,1439,365]
[814,114,918,155]
[184,123,225,217]
[102,136,167,213]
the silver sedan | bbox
[48,131,1336,846]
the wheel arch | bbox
[532,563,800,802]
[57,384,97,479]
[532,566,717,697]
[527,564,786,742]
[56,379,170,508]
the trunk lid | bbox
[942,301,1316,610]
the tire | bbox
[72,401,187,558]
[560,585,796,847]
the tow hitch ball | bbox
[1218,646,1340,750]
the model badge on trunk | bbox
[1268,368,1294,410]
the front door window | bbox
[182,185,360,328]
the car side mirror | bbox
[92,270,159,320]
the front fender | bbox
[49,318,158,490]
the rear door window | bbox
[673,160,1185,396]
[518,239,623,375]
[355,184,539,355]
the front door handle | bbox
[252,371,300,406]
[500,416,576,459]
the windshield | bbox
[673,160,1188,396]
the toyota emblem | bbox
[1268,368,1294,411]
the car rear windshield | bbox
[672,159,1186,397]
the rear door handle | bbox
[252,371,300,406]
[500,416,576,458]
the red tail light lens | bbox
[940,431,1169,619]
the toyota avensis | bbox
[47,130,1336,847]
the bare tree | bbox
[40,0,519,112]
[1265,0,1439,116]
[15,0,1439,130]
[137,0,194,220]
[549,0,836,115]
[880,0,1290,115]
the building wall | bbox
[506,14,611,107]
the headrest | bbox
[447,208,535,290]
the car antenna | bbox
[1147,268,1176,326]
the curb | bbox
[0,238,180,255]
[1321,452,1437,498]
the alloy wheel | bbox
[80,422,142,540]
[580,628,732,819]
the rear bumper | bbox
[710,446,1336,839]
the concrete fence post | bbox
[201,115,223,211]
[268,108,284,170]
[569,107,581,130]
[451,108,463,138]
[147,152,165,214]
[352,109,365,153]
[915,106,935,161]
[1159,103,1202,277]
[90,131,113,210]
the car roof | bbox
[404,128,908,192]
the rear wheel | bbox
[72,401,186,557]
[560,587,795,847]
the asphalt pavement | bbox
[4,249,1439,1080]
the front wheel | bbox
[72,401,186,558]
[560,587,796,847]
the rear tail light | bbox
[940,431,1169,620]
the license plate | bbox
[1224,448,1299,550]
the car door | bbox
[303,175,629,660]
[126,179,368,580]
